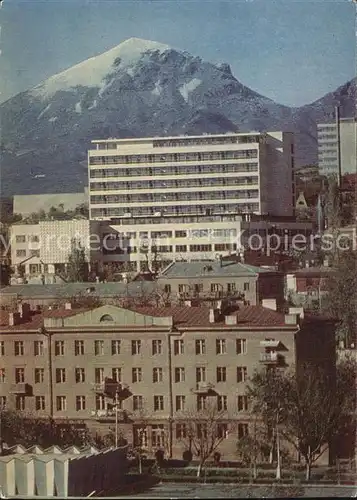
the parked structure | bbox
[88,131,295,219]
[0,302,335,461]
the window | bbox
[217,395,227,411]
[236,339,247,355]
[175,230,187,238]
[74,340,84,356]
[174,339,184,355]
[197,423,207,439]
[238,423,249,439]
[153,367,163,383]
[76,396,86,411]
[211,283,221,292]
[16,235,26,243]
[96,394,105,410]
[34,368,45,383]
[243,282,250,291]
[176,245,187,253]
[99,314,114,322]
[0,396,6,409]
[16,249,26,257]
[95,367,104,383]
[152,340,162,355]
[237,395,249,412]
[176,423,186,439]
[56,396,67,411]
[0,369,5,383]
[94,340,104,356]
[30,235,39,243]
[133,425,148,447]
[227,283,236,292]
[34,340,44,356]
[197,395,207,411]
[0,342,4,356]
[15,367,25,383]
[195,339,206,355]
[132,340,141,355]
[216,367,226,383]
[75,368,85,383]
[16,395,25,411]
[55,341,65,356]
[163,284,171,293]
[237,366,248,383]
[35,396,45,411]
[152,424,165,447]
[216,339,226,355]
[133,395,143,411]
[112,367,122,382]
[132,368,142,383]
[174,367,185,383]
[154,395,164,411]
[175,395,186,411]
[196,366,206,383]
[111,340,121,355]
[56,368,66,383]
[217,423,228,439]
[14,341,24,356]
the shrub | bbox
[182,449,193,463]
[213,451,221,465]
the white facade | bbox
[88,131,294,220]
[317,117,357,176]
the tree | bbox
[247,361,355,480]
[131,403,153,474]
[179,399,234,477]
[66,239,89,282]
[325,249,357,346]
[237,415,271,480]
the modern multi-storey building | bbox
[0,301,335,461]
[88,132,295,220]
[317,117,357,177]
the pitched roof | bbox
[159,261,274,278]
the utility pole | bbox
[115,390,119,448]
[276,409,281,480]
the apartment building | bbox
[0,301,335,461]
[88,131,295,220]
[317,117,357,177]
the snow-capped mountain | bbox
[0,37,355,196]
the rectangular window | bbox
[55,368,66,383]
[153,367,163,383]
[0,396,6,409]
[154,395,164,411]
[35,395,45,411]
[75,368,85,383]
[132,367,142,383]
[196,366,206,383]
[176,423,186,439]
[195,339,206,355]
[197,423,207,439]
[34,340,44,356]
[0,342,4,356]
[94,367,104,384]
[16,235,26,243]
[243,282,250,291]
[0,369,5,383]
[152,340,162,355]
[217,423,228,439]
[56,396,67,411]
[133,425,148,447]
[216,366,227,383]
[95,394,105,410]
[15,367,25,383]
[227,283,236,293]
[174,367,185,383]
[175,395,186,411]
[151,424,165,447]
[237,395,249,412]
[174,339,184,355]
[14,341,24,356]
[94,340,104,356]
[237,366,248,383]
[238,423,249,439]
[54,341,65,356]
[34,368,45,383]
[197,395,207,411]
[16,395,25,411]
[236,339,247,355]
[112,367,122,382]
[16,249,26,257]
[76,396,86,411]
[133,395,143,411]
[132,340,141,355]
[216,339,226,355]
[217,395,227,411]
[111,340,121,355]
[74,340,85,356]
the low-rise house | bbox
[285,266,334,309]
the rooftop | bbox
[0,444,110,463]
[159,261,276,278]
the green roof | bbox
[159,261,274,278]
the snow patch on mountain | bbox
[98,78,115,98]
[49,117,58,123]
[31,37,171,99]
[88,100,97,110]
[37,104,51,120]
[75,102,82,113]
[179,78,202,102]
[152,81,162,96]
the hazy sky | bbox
[1,0,355,106]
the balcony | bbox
[259,352,279,364]
[91,408,128,422]
[192,382,215,394]
[9,383,29,394]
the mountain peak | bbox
[31,37,171,99]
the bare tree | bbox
[237,415,271,480]
[179,399,234,477]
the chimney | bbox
[261,299,277,311]
[288,306,304,320]
[64,302,72,310]
[225,315,237,325]
[9,312,21,326]
[284,313,297,325]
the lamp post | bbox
[276,408,282,480]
